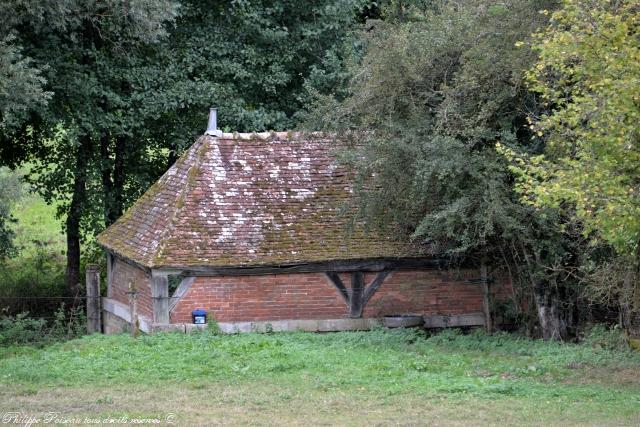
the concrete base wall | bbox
[103,310,131,334]
[102,297,153,334]
[216,318,380,333]
[102,308,485,335]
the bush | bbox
[0,305,86,346]
[582,324,629,351]
[0,244,66,317]
[0,313,47,345]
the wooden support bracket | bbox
[325,270,392,318]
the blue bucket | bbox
[192,308,207,324]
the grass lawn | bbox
[10,186,65,259]
[0,167,67,314]
[3,165,66,259]
[0,328,639,426]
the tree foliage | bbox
[0,0,374,291]
[135,0,372,154]
[0,168,21,260]
[315,0,555,255]
[0,0,180,290]
[310,0,588,339]
[515,0,640,256]
[507,0,640,330]
[0,37,50,132]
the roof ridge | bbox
[217,131,334,141]
[151,136,209,268]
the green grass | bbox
[10,185,65,259]
[0,168,66,315]
[1,329,639,426]
[0,165,65,260]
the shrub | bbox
[0,305,86,347]
[0,244,66,317]
[0,312,47,345]
[205,318,222,335]
[582,324,629,352]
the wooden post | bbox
[151,272,170,325]
[85,264,101,334]
[106,253,114,296]
[128,280,139,338]
[349,271,365,318]
[480,260,493,334]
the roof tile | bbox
[96,133,424,269]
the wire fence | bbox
[1,292,171,323]
[0,295,91,319]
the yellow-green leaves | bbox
[520,0,640,256]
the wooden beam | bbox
[325,270,393,319]
[362,270,391,307]
[423,313,485,328]
[175,257,455,276]
[105,249,152,275]
[151,271,170,325]
[349,272,365,318]
[106,252,115,296]
[129,280,139,338]
[480,260,493,334]
[324,272,350,303]
[85,264,101,334]
[169,276,195,312]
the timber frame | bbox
[324,271,392,318]
[146,257,460,277]
[105,250,476,326]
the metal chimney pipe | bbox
[205,107,222,137]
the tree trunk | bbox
[620,240,640,334]
[100,135,127,226]
[532,280,569,340]
[100,134,115,225]
[65,135,90,294]
[112,135,126,220]
[520,245,573,341]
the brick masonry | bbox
[108,257,153,319]
[170,269,510,324]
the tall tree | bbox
[1,0,375,295]
[310,0,585,339]
[131,0,373,154]
[512,0,640,330]
[0,0,179,292]
[85,0,376,244]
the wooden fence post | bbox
[85,264,101,334]
[128,281,139,338]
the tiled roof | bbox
[96,132,425,269]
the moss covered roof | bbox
[96,132,425,269]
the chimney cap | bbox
[205,107,222,137]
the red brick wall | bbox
[170,269,510,323]
[108,257,153,319]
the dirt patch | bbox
[565,366,640,388]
